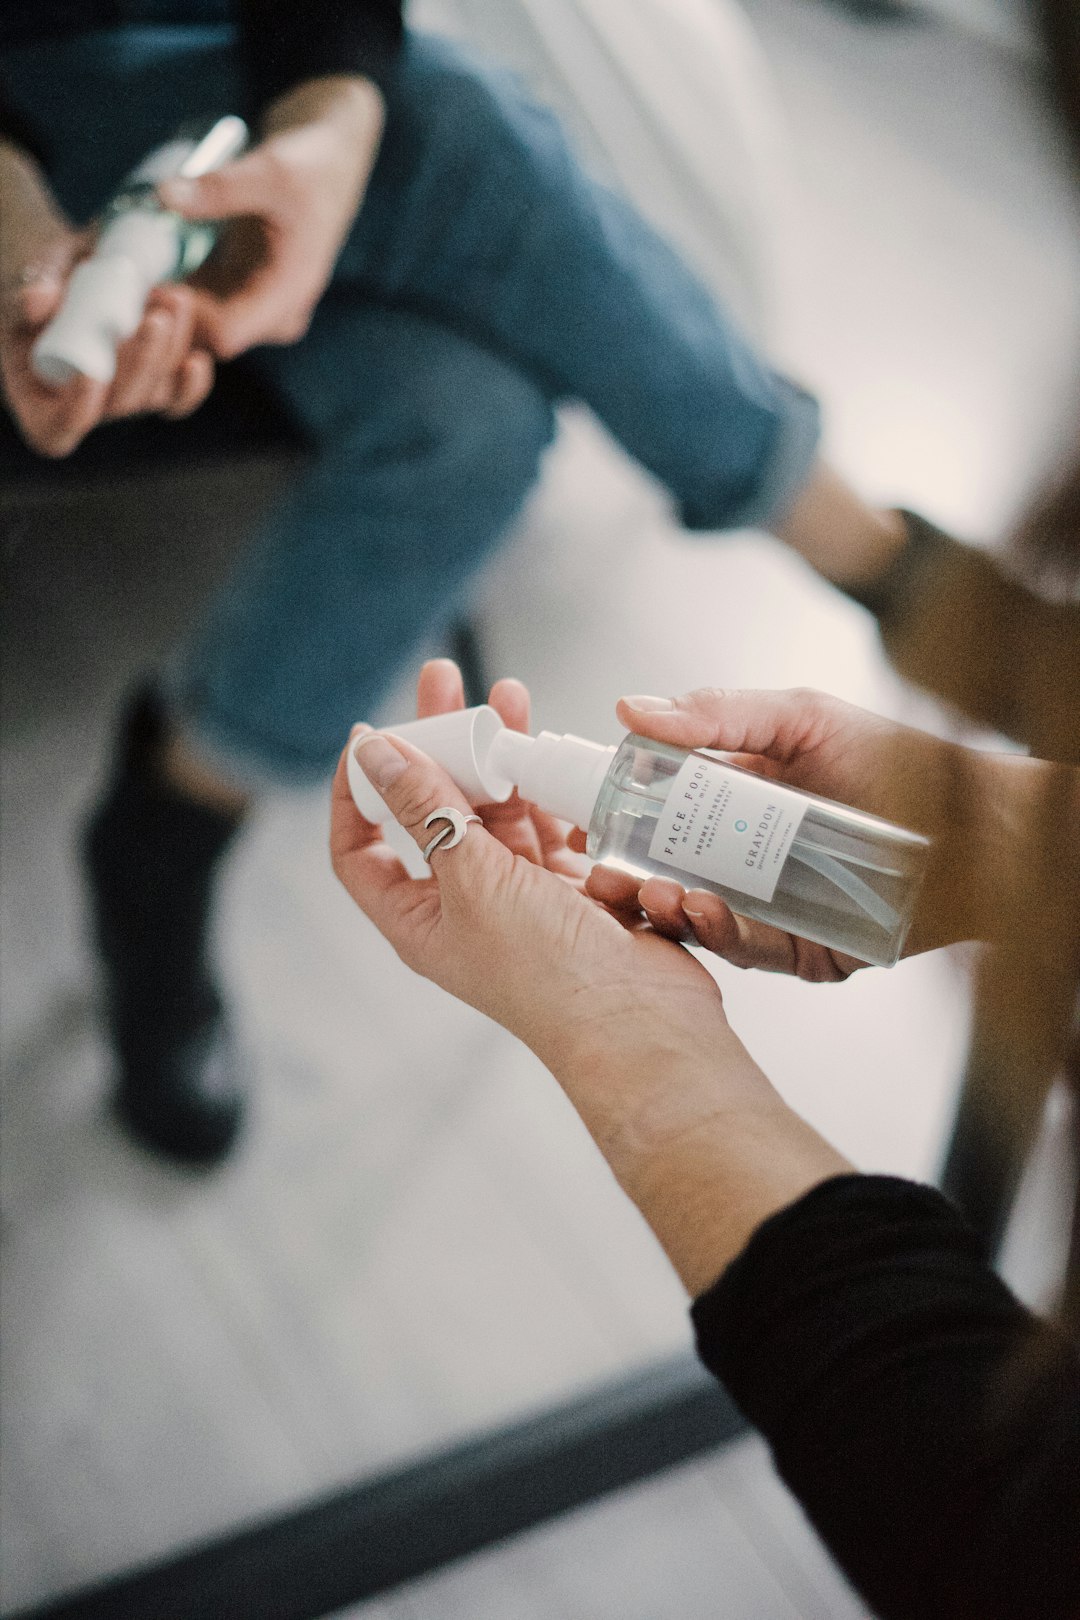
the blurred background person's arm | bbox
[0,135,213,453]
[772,462,1080,764]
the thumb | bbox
[158,151,278,220]
[352,732,496,880]
[616,687,833,766]
[10,273,65,327]
[2,229,91,329]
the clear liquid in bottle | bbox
[586,736,929,966]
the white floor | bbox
[3,1,1078,1614]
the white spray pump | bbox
[347,705,930,969]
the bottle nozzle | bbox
[347,705,514,822]
[346,705,617,833]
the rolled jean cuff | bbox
[681,375,822,534]
[155,672,340,794]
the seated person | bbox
[2,0,894,1164]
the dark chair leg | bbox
[448,616,488,708]
[939,1026,1057,1261]
[1057,1044,1080,1343]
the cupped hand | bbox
[585,686,986,979]
[330,661,734,1121]
[160,75,385,360]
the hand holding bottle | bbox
[591,686,998,976]
[332,662,743,1128]
[0,143,214,456]
[160,76,385,360]
[331,658,848,1294]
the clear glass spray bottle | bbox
[347,706,930,968]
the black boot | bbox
[83,689,247,1165]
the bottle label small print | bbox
[648,755,806,902]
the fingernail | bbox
[622,695,673,712]
[682,891,712,918]
[349,722,372,742]
[353,732,407,791]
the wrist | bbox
[634,1103,849,1296]
[538,997,850,1296]
[261,74,385,142]
[773,461,908,594]
[547,1017,776,1188]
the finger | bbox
[330,738,431,946]
[529,808,587,879]
[193,269,312,359]
[677,890,802,974]
[638,876,693,942]
[483,677,556,862]
[616,688,839,765]
[350,731,504,893]
[4,228,91,330]
[106,306,175,417]
[35,374,109,456]
[331,730,404,865]
[163,349,215,418]
[5,274,64,330]
[416,658,465,719]
[585,864,647,914]
[482,679,587,873]
[487,677,530,735]
[158,151,282,222]
[152,285,197,376]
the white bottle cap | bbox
[347,705,515,822]
[32,258,144,385]
[347,704,618,833]
[32,214,180,386]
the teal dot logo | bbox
[734,819,748,833]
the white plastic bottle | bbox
[348,705,930,968]
[32,115,248,388]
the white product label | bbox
[647,756,806,903]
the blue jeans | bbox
[1,25,819,784]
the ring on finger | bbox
[423,807,481,862]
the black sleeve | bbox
[691,1174,1080,1620]
[237,0,405,112]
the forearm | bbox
[550,1030,849,1296]
[260,74,385,142]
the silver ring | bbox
[422,807,481,862]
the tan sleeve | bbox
[871,513,1080,765]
